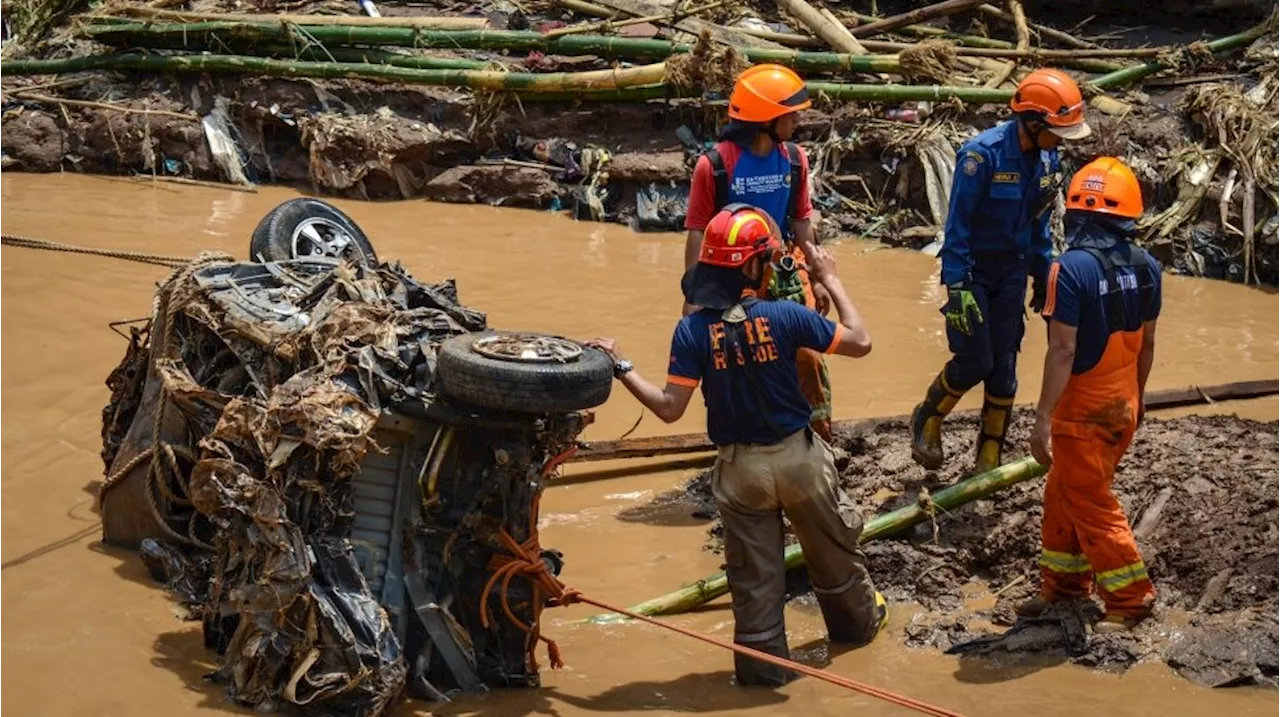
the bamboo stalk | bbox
[0,52,669,91]
[101,7,490,28]
[777,0,867,55]
[977,3,1099,49]
[818,6,869,55]
[849,0,987,38]
[1090,12,1275,90]
[81,24,906,74]
[559,0,621,19]
[590,457,1048,622]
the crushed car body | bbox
[98,199,613,715]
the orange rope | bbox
[476,445,966,717]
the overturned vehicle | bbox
[98,198,612,715]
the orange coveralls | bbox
[1037,252,1157,618]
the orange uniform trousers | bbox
[1038,328,1156,618]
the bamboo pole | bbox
[984,0,1027,89]
[849,0,987,38]
[590,457,1048,622]
[1090,12,1276,91]
[777,0,867,55]
[81,24,906,74]
[0,52,669,90]
[586,0,780,47]
[3,90,201,120]
[100,7,490,28]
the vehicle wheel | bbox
[436,331,613,414]
[249,198,378,265]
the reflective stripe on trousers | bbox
[1038,328,1156,617]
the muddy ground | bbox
[2,0,1278,284]
[676,411,1279,688]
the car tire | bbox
[249,198,378,265]
[436,331,613,414]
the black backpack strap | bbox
[783,141,803,227]
[1078,245,1156,334]
[707,147,729,214]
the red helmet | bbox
[1066,156,1143,219]
[700,204,781,268]
[1011,68,1090,140]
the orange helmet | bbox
[1066,156,1143,219]
[1011,68,1090,140]
[700,204,781,268]
[728,64,811,123]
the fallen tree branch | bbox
[544,0,726,38]
[3,90,201,121]
[984,0,1027,89]
[586,0,780,47]
[977,3,1100,48]
[850,0,987,38]
[777,0,867,54]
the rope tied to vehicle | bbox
[1,233,198,267]
[477,446,967,716]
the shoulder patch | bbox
[961,157,980,176]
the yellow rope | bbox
[1,233,197,267]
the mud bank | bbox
[681,412,1279,688]
[3,1,1278,285]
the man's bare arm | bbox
[1035,320,1078,420]
[684,230,704,270]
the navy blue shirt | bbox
[1043,244,1162,374]
[941,121,1062,286]
[668,300,840,446]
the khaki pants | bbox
[712,428,879,686]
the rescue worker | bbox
[1022,157,1161,632]
[909,68,1092,475]
[683,63,836,442]
[586,204,886,686]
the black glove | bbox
[1029,277,1047,315]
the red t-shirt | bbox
[684,140,815,232]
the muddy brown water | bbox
[2,173,1277,717]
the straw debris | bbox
[897,39,957,85]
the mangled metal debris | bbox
[99,199,613,715]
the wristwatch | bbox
[613,359,634,379]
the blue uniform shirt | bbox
[1043,242,1163,374]
[941,121,1062,286]
[667,300,841,446]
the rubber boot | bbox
[910,371,964,470]
[973,392,1014,475]
[733,632,796,687]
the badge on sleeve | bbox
[962,156,980,176]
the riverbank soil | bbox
[683,410,1280,688]
[2,0,1278,285]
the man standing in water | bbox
[909,68,1091,476]
[683,64,836,442]
[1022,157,1160,631]
[587,204,885,687]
